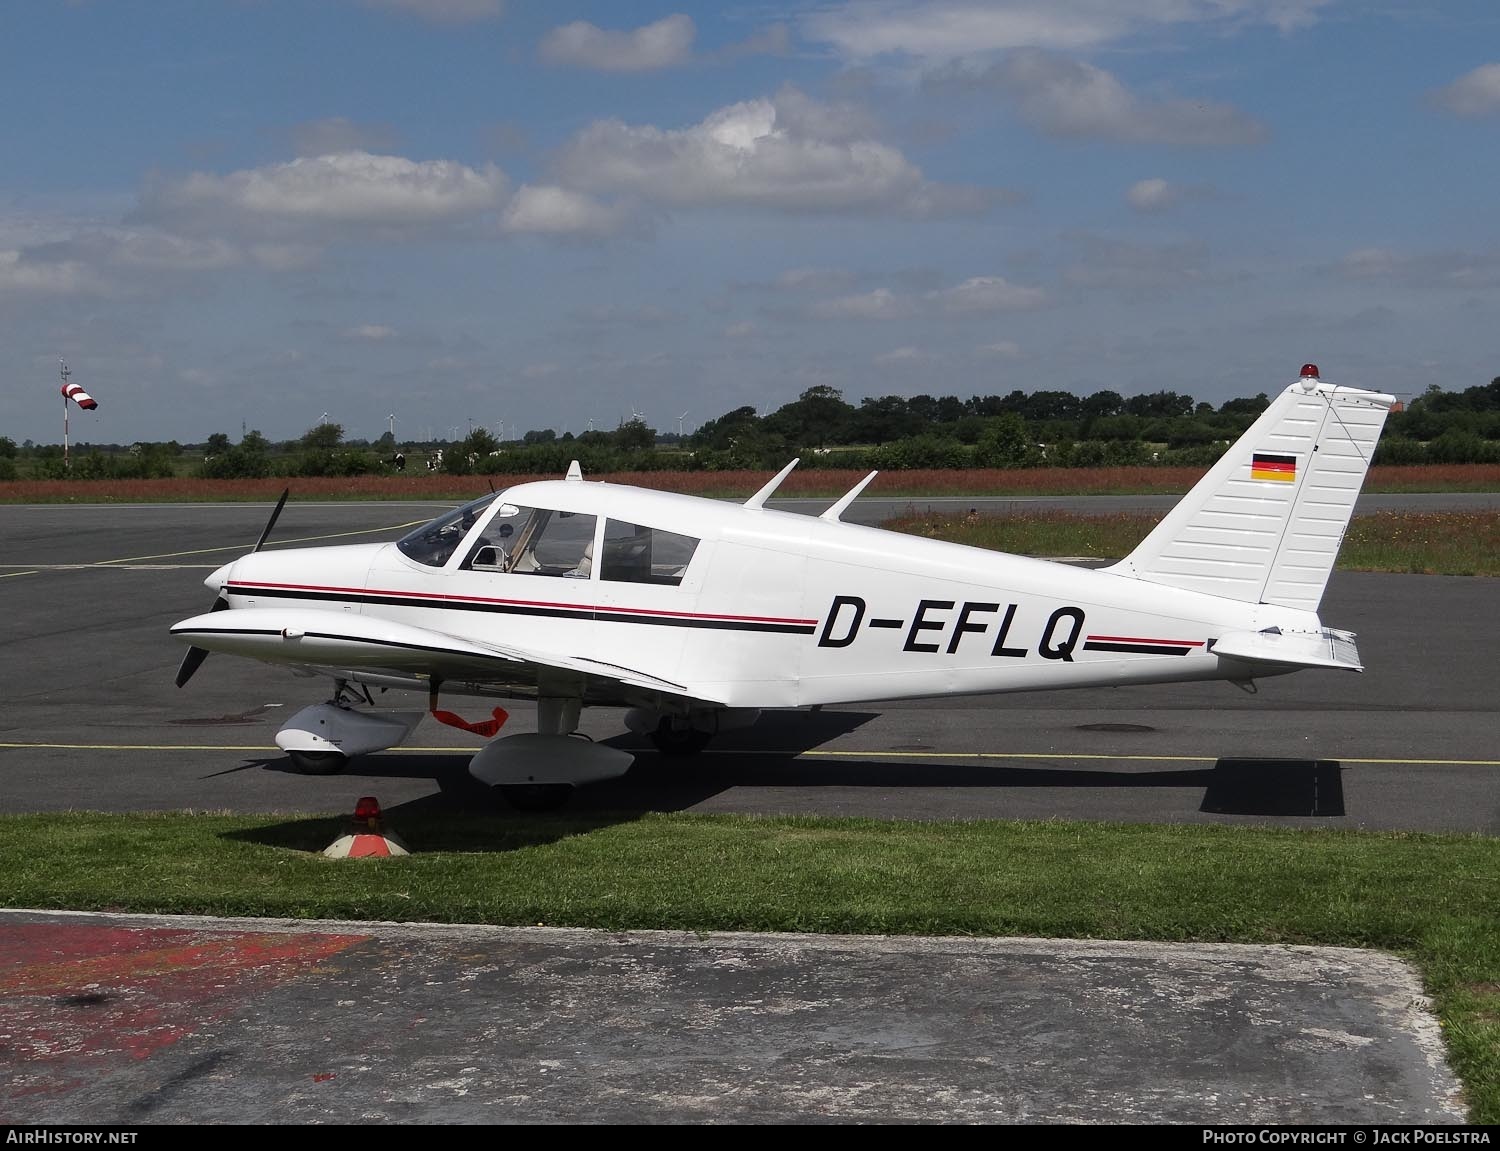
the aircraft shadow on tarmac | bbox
[224,706,1344,853]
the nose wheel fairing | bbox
[274,703,424,760]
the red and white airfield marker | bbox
[323,796,409,859]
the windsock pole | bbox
[61,360,70,471]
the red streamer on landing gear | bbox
[428,689,509,737]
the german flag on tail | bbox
[1251,452,1296,483]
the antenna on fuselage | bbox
[820,471,879,523]
[743,458,799,510]
[565,459,583,482]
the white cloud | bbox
[0,249,95,294]
[1331,246,1500,290]
[802,1,1331,62]
[812,287,913,319]
[811,274,1047,319]
[983,50,1266,146]
[361,0,504,23]
[500,184,628,236]
[1334,247,1399,280]
[43,228,240,272]
[717,23,791,60]
[140,151,509,234]
[347,323,396,340]
[579,303,677,326]
[977,340,1022,359]
[291,117,401,157]
[540,14,695,73]
[1431,63,1500,118]
[1125,177,1214,212]
[873,345,928,364]
[553,86,990,216]
[1127,177,1175,212]
[928,275,1047,311]
[775,267,856,292]
[1062,234,1210,290]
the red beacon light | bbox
[1299,364,1320,379]
[353,796,382,827]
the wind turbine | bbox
[676,410,689,436]
[387,413,396,439]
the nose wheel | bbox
[287,749,350,775]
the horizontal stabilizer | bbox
[1211,628,1362,672]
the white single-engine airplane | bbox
[172,366,1393,809]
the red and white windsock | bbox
[61,380,98,410]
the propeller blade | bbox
[254,487,290,553]
[177,488,285,688]
[174,645,212,689]
[173,596,229,688]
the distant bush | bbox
[872,434,970,470]
[41,449,177,481]
[1426,430,1499,465]
[1373,438,1427,466]
[0,457,15,481]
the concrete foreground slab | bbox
[0,910,1465,1124]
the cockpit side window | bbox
[600,520,699,586]
[396,492,499,568]
[463,506,598,578]
[460,502,529,571]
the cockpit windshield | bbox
[396,492,500,568]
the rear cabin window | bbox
[600,520,699,586]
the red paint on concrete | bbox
[0,923,368,1106]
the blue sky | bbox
[3,0,1498,446]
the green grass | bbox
[2,810,1498,1120]
[885,510,1500,575]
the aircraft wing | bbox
[170,606,719,704]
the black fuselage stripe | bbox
[1081,641,1193,656]
[228,585,817,635]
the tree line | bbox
[2,376,1496,482]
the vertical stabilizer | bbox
[1105,371,1395,611]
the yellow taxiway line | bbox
[0,741,1496,768]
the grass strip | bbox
[1,811,1497,1120]
[884,510,1500,576]
[1,464,1497,503]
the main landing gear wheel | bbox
[650,719,712,757]
[287,749,349,775]
[501,783,573,812]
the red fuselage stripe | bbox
[226,580,816,626]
